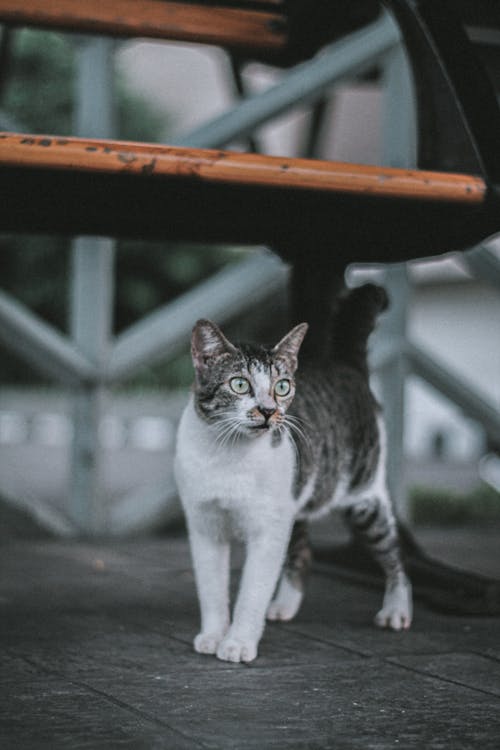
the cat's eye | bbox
[275,379,291,397]
[229,377,250,395]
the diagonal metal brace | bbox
[174,12,400,149]
[464,243,500,291]
[109,251,288,382]
[0,289,100,386]
[407,340,500,448]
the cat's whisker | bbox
[215,419,244,451]
[283,417,313,460]
[213,419,238,448]
[283,416,309,445]
[215,426,238,450]
[280,422,300,462]
[229,424,243,450]
[285,413,311,431]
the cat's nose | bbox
[258,406,276,422]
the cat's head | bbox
[191,319,308,439]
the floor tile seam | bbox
[8,637,339,679]
[6,650,376,678]
[16,654,208,748]
[103,613,195,648]
[71,678,209,748]
[383,655,500,700]
[9,639,243,680]
[101,604,370,661]
[382,648,469,659]
[275,623,374,659]
[469,649,500,665]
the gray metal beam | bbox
[109,251,288,381]
[373,41,416,523]
[464,243,500,290]
[174,12,400,149]
[0,289,99,385]
[377,265,411,523]
[69,37,116,535]
[74,37,116,138]
[69,238,115,535]
[407,341,500,447]
[381,42,417,168]
[70,237,115,368]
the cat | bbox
[174,283,412,663]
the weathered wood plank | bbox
[0,132,487,204]
[0,0,287,51]
[1,131,495,259]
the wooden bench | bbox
[0,0,498,264]
[0,0,286,56]
[0,132,495,265]
[0,0,381,65]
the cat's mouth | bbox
[241,419,268,433]
[247,421,274,434]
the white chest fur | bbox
[174,397,296,522]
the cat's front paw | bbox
[216,635,258,663]
[375,579,412,631]
[194,631,224,655]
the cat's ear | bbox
[191,319,236,371]
[272,323,308,372]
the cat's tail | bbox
[330,283,389,376]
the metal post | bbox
[380,42,417,168]
[69,38,115,534]
[377,42,417,522]
[377,265,411,523]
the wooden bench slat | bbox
[0,0,287,51]
[1,131,497,263]
[0,133,487,205]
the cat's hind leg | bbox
[344,495,412,631]
[267,520,312,622]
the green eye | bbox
[275,379,291,397]
[230,377,250,395]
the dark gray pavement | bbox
[1,532,500,749]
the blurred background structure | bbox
[1,2,500,539]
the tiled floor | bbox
[1,534,499,749]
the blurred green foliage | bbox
[2,28,165,139]
[0,29,241,387]
[410,484,500,525]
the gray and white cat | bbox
[174,284,412,663]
